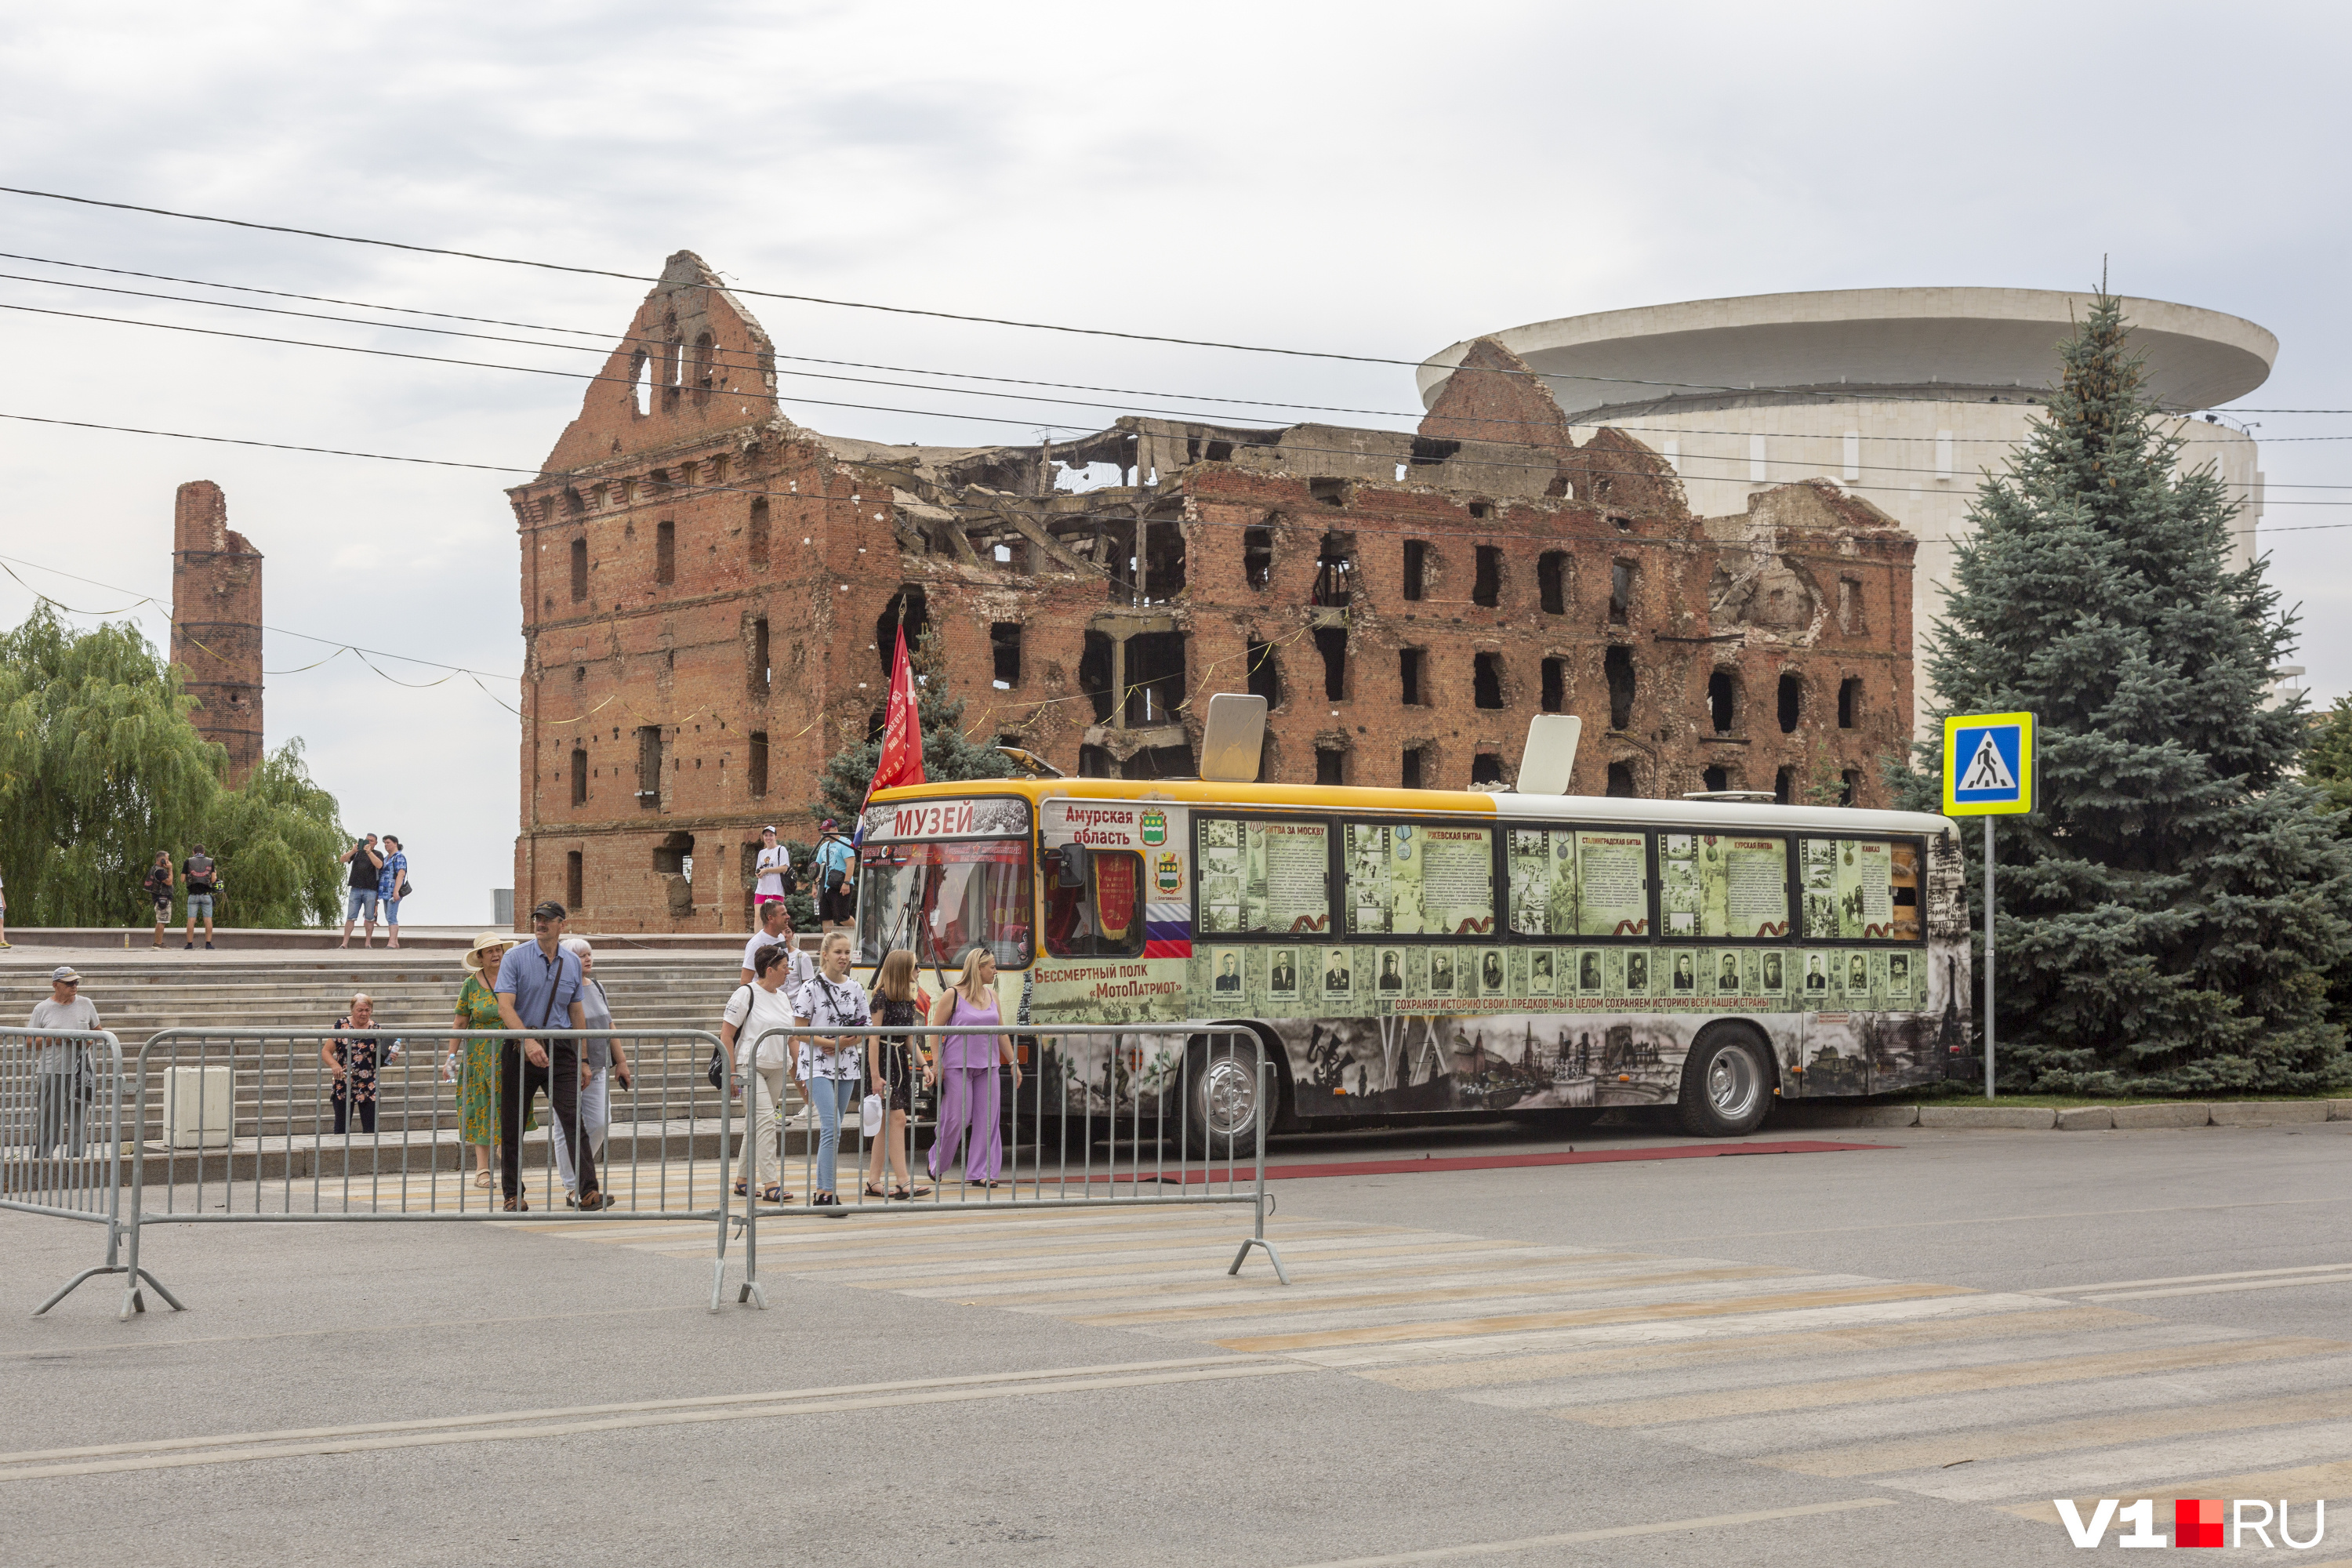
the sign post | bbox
[1941,711,2038,1099]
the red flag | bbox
[865,627,926,804]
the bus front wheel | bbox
[1676,1026,1773,1138]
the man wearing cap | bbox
[813,818,857,935]
[492,902,601,1211]
[752,826,796,916]
[27,966,99,1157]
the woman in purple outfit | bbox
[924,946,1018,1188]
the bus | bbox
[855,721,1973,1153]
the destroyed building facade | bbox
[510,253,1915,931]
[170,479,265,785]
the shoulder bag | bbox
[711,983,753,1090]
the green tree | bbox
[1899,296,2352,1094]
[2301,695,2352,818]
[812,625,1013,825]
[0,607,348,928]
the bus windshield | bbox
[857,837,1033,971]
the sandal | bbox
[474,1171,492,1188]
[501,1196,528,1212]
[761,1185,786,1204]
[890,1186,931,1201]
[732,1180,748,1197]
[863,1184,888,1199]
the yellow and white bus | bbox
[855,713,1972,1151]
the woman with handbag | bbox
[862,949,932,1201]
[721,942,800,1205]
[791,931,869,1207]
[926,946,1018,1189]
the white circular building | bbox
[1418,287,2278,723]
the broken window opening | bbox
[1079,633,1116,723]
[655,521,677,586]
[751,618,771,699]
[1473,652,1505,710]
[565,850,583,912]
[1399,648,1426,707]
[1609,514,1632,532]
[693,332,715,403]
[1840,768,1861,807]
[1128,744,1196,781]
[1140,516,1186,601]
[1246,639,1281,710]
[1609,560,1635,625]
[1243,525,1272,590]
[1605,760,1636,797]
[570,748,587,807]
[1308,478,1348,507]
[1471,753,1505,786]
[748,497,769,568]
[1410,436,1460,466]
[1538,551,1568,615]
[1472,546,1502,608]
[749,731,769,797]
[1708,670,1738,734]
[1774,765,1795,805]
[1469,502,1494,521]
[1838,576,1864,634]
[990,622,1022,689]
[635,726,664,809]
[1316,748,1345,786]
[1311,532,1356,608]
[875,588,929,681]
[1077,744,1115,779]
[1605,645,1635,731]
[630,350,650,416]
[569,537,588,602]
[1123,631,1186,727]
[1402,539,1428,602]
[1778,673,1802,734]
[1401,747,1426,789]
[1838,677,1861,730]
[1702,765,1730,793]
[1313,627,1348,702]
[1541,657,1566,714]
[653,829,694,877]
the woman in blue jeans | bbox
[790,931,869,1207]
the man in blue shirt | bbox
[493,900,599,1211]
[376,835,408,950]
[814,818,857,935]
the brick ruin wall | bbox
[169,478,265,785]
[511,262,1915,933]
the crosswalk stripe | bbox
[1064,1266,1806,1328]
[1557,1338,2341,1428]
[1769,1388,2352,1478]
[865,1247,1635,1300]
[1218,1282,1973,1355]
[1889,1419,2352,1504]
[2027,1262,2352,1295]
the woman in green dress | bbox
[452,931,528,1187]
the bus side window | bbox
[1662,833,1790,940]
[1046,848,1142,958]
[1798,837,1908,941]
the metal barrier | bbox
[118,1025,758,1315]
[730,1021,1290,1304]
[2,1026,180,1319]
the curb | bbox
[1777,1098,2352,1130]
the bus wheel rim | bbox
[1708,1044,1759,1120]
[1200,1058,1256,1135]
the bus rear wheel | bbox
[1676,1026,1773,1138]
[1184,1036,1271,1163]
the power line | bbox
[0,184,2270,417]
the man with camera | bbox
[339,834,383,949]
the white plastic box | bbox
[162,1065,233,1149]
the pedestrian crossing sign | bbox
[1942,711,2036,816]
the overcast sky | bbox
[3,1,2347,930]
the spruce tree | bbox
[812,624,1013,824]
[1904,295,2352,1094]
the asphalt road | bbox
[4,1117,2348,1566]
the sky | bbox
[2,0,2348,929]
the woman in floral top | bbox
[452,931,528,1187]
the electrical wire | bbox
[0,183,2271,416]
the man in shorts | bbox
[182,844,222,951]
[339,834,383,948]
[813,819,856,935]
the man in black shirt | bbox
[339,834,383,949]
[182,844,222,950]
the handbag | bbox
[712,983,753,1090]
[397,879,414,898]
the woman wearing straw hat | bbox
[452,931,532,1188]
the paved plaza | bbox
[5,1117,2352,1566]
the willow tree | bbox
[0,607,347,927]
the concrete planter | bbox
[2209,1102,2330,1125]
[2111,1103,2212,1128]
[2055,1106,2114,1131]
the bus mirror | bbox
[1518,715,1582,794]
[1054,843,1089,887]
[1200,692,1268,782]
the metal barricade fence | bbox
[111,1025,760,1316]
[730,1021,1290,1305]
[2,1026,178,1319]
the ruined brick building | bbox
[510,254,1915,932]
[170,479,265,784]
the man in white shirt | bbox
[752,826,795,916]
[27,966,100,1156]
[740,899,816,990]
